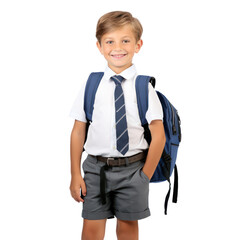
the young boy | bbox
[69,11,166,240]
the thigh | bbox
[117,219,138,230]
[82,155,114,220]
[113,159,151,221]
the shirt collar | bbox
[104,64,137,81]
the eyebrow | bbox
[103,36,131,41]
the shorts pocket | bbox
[82,158,87,172]
[82,156,97,174]
[140,168,150,183]
[132,165,150,184]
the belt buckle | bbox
[107,157,115,166]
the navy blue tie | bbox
[111,75,129,155]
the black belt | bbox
[90,150,148,205]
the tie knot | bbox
[111,75,125,85]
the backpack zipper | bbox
[176,111,181,142]
[170,103,177,135]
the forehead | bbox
[102,24,135,39]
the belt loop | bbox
[107,157,114,166]
[125,157,129,166]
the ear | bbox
[96,41,103,54]
[135,39,143,53]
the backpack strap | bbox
[84,72,104,122]
[172,164,178,203]
[135,75,156,146]
[135,75,155,126]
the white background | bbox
[0,0,240,239]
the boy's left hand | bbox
[142,168,151,181]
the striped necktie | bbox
[111,75,129,155]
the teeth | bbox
[112,54,125,57]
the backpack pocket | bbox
[170,143,179,175]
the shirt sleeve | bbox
[69,80,87,123]
[145,83,163,124]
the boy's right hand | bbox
[69,174,86,203]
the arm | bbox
[69,120,87,202]
[142,120,166,180]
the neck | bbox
[108,63,133,74]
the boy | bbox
[69,11,166,240]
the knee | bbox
[116,220,138,240]
[82,225,105,240]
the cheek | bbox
[102,46,112,56]
[127,46,136,55]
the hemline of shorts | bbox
[82,208,151,221]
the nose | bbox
[114,41,122,51]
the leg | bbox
[82,219,107,240]
[116,219,139,240]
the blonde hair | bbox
[96,11,143,44]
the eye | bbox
[106,40,113,44]
[123,40,130,44]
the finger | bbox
[78,189,85,203]
[76,195,84,203]
[81,182,87,196]
[72,190,84,203]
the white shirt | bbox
[69,64,163,157]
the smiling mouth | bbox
[111,54,127,59]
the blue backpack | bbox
[83,72,182,215]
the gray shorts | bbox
[81,154,151,221]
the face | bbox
[96,24,143,74]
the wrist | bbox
[142,167,152,180]
[71,171,82,177]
